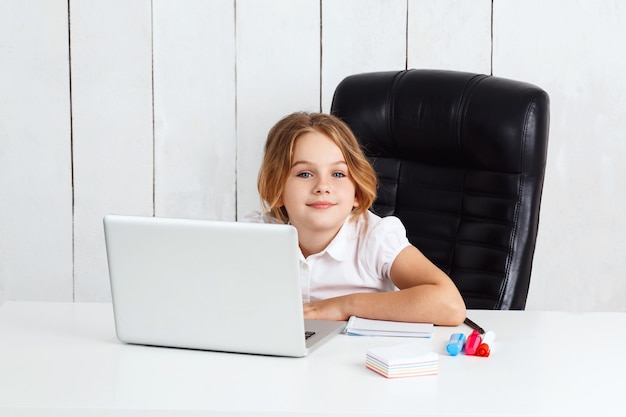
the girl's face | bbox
[280,131,359,238]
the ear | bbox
[353,194,360,209]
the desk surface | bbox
[0,302,624,417]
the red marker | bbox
[464,330,482,355]
[477,331,496,357]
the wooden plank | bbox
[236,0,320,218]
[407,0,491,74]
[70,0,154,301]
[0,0,73,301]
[322,0,407,111]
[494,1,626,312]
[153,0,236,221]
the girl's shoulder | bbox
[360,210,406,235]
[355,211,411,276]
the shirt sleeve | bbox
[362,214,411,281]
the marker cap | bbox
[446,333,466,356]
[464,330,482,355]
[476,331,495,357]
[477,343,490,356]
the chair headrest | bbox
[331,69,550,175]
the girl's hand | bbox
[303,297,350,321]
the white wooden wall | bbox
[1,0,624,311]
[0,0,73,301]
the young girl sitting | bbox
[247,112,466,326]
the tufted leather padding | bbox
[331,69,550,310]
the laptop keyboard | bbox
[305,331,316,340]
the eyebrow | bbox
[290,160,348,168]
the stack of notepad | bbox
[366,343,438,378]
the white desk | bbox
[0,302,624,417]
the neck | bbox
[297,228,341,258]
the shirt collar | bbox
[314,214,360,262]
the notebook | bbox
[103,214,346,357]
[345,316,433,337]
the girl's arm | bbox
[303,245,466,325]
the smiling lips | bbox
[307,201,336,209]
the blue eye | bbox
[297,172,312,178]
[332,172,346,178]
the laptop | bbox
[103,214,346,357]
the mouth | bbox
[307,201,336,209]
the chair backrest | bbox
[331,69,550,309]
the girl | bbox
[249,112,465,326]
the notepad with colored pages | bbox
[366,343,438,378]
[345,316,434,338]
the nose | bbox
[314,178,330,194]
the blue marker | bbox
[446,333,466,356]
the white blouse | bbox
[243,210,411,302]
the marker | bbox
[446,333,466,356]
[464,330,482,355]
[464,317,485,335]
[476,331,496,357]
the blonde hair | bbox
[258,112,377,223]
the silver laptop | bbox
[103,214,345,357]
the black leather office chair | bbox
[331,69,550,309]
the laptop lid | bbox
[103,214,344,357]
